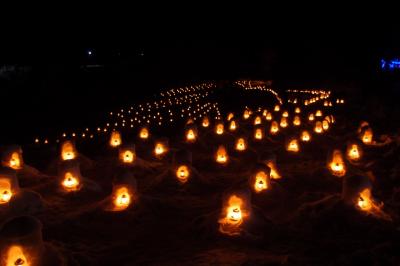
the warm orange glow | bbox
[295,107,301,113]
[254,116,262,125]
[266,112,273,121]
[262,109,268,117]
[308,113,315,121]
[287,139,299,152]
[202,117,210,127]
[314,121,323,134]
[301,130,311,142]
[347,144,361,161]
[322,120,329,131]
[61,141,76,161]
[227,113,234,121]
[0,179,12,204]
[113,186,131,211]
[154,142,167,156]
[6,246,29,266]
[315,110,323,117]
[8,152,22,170]
[176,165,190,184]
[254,128,263,140]
[229,120,237,131]
[280,117,288,128]
[215,145,228,164]
[110,131,122,147]
[274,105,280,112]
[186,129,197,142]
[218,195,248,236]
[243,109,250,119]
[270,121,279,135]
[253,171,268,193]
[328,150,346,177]
[357,189,372,211]
[235,138,247,151]
[282,111,289,118]
[215,123,224,135]
[120,150,135,164]
[266,161,281,179]
[355,188,391,220]
[324,116,331,123]
[139,127,149,139]
[293,115,301,126]
[62,172,80,191]
[361,128,373,145]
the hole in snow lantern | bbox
[360,127,373,145]
[315,110,323,117]
[342,175,391,220]
[282,111,289,118]
[286,138,300,153]
[229,120,237,131]
[185,126,198,143]
[59,161,82,192]
[215,145,228,164]
[346,142,362,162]
[262,109,268,117]
[314,121,323,134]
[113,186,132,211]
[266,112,273,121]
[154,139,169,158]
[119,144,136,164]
[139,127,150,140]
[300,130,311,142]
[215,122,224,135]
[109,131,122,147]
[293,115,301,126]
[110,171,137,211]
[0,216,45,266]
[280,117,288,128]
[176,165,190,184]
[274,105,280,112]
[5,245,29,266]
[235,138,247,152]
[270,121,279,135]
[328,150,346,177]
[250,163,271,193]
[60,140,77,161]
[264,159,281,180]
[227,113,234,121]
[308,113,315,121]
[0,169,19,205]
[254,127,264,140]
[243,109,251,120]
[218,193,250,236]
[254,116,262,125]
[172,149,192,184]
[295,107,301,114]
[322,120,329,131]
[1,146,23,170]
[202,117,210,128]
[0,180,12,204]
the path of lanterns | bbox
[1,81,397,265]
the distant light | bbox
[88,50,93,56]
